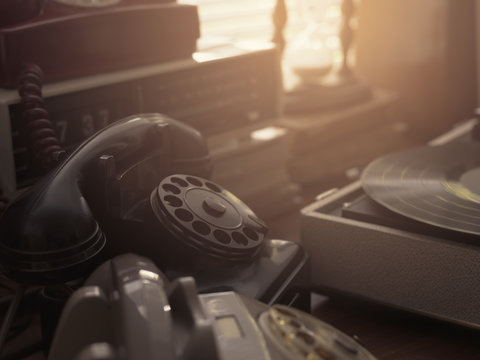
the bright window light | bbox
[178,0,304,44]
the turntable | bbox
[301,118,480,329]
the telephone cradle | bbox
[0,114,309,355]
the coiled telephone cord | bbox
[17,64,62,173]
[0,65,63,216]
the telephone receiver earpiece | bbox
[0,114,211,284]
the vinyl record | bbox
[361,142,480,236]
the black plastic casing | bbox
[0,114,211,284]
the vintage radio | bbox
[0,41,281,198]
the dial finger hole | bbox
[186,176,203,187]
[243,227,259,241]
[205,181,222,193]
[192,220,211,235]
[315,345,336,360]
[213,230,231,244]
[232,232,248,246]
[162,183,181,194]
[175,208,194,222]
[164,195,182,207]
[296,330,315,346]
[289,319,302,329]
[171,176,189,187]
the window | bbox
[181,0,345,87]
[179,0,305,44]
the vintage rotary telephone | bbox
[48,253,376,360]
[0,113,308,354]
[0,113,212,284]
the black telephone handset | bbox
[0,113,211,284]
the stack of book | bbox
[279,89,399,185]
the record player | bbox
[301,118,480,329]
